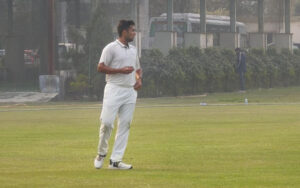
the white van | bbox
[149,13,247,48]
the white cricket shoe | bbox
[94,155,106,169]
[108,160,133,170]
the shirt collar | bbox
[116,39,130,49]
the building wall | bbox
[291,21,300,43]
[244,20,300,43]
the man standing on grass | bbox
[235,48,246,92]
[94,20,142,170]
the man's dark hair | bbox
[235,48,241,52]
[117,20,135,37]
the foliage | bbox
[67,26,86,48]
[66,44,300,99]
[65,3,113,99]
[139,47,300,98]
[68,74,89,97]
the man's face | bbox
[124,25,136,43]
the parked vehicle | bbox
[149,13,247,48]
[24,49,39,65]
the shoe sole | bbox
[108,166,133,170]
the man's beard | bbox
[126,36,134,43]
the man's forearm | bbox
[97,63,120,74]
[134,69,142,90]
[135,69,142,80]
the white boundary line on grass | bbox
[1,103,300,112]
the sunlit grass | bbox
[0,87,300,187]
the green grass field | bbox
[1,87,300,187]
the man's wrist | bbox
[136,75,142,80]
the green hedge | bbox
[139,48,300,97]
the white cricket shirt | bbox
[99,39,140,87]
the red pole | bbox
[48,0,55,75]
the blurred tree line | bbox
[1,0,300,98]
[63,2,113,99]
[0,0,56,83]
[139,48,300,97]
[0,0,113,94]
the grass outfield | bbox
[0,87,300,187]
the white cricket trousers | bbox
[97,83,137,162]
